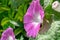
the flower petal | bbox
[1,27,15,40]
[24,15,33,23]
[24,23,34,32]
[24,0,44,38]
[25,22,40,38]
[24,0,44,23]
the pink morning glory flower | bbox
[1,27,15,40]
[24,0,44,38]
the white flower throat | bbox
[32,13,42,28]
[33,13,42,23]
[7,36,13,40]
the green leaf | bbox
[8,23,15,29]
[47,21,60,34]
[0,11,3,13]
[1,17,15,29]
[23,4,28,14]
[20,35,24,40]
[40,0,44,6]
[2,23,10,29]
[9,20,19,26]
[0,6,10,11]
[14,5,24,21]
[1,17,10,26]
[0,0,9,6]
[44,0,53,9]
[10,0,24,10]
[14,28,22,36]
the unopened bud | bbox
[52,1,60,12]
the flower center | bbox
[7,36,13,40]
[32,13,42,28]
[33,13,42,23]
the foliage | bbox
[29,21,60,40]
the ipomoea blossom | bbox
[24,0,44,38]
[52,1,60,12]
[1,27,15,40]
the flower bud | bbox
[52,1,60,12]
